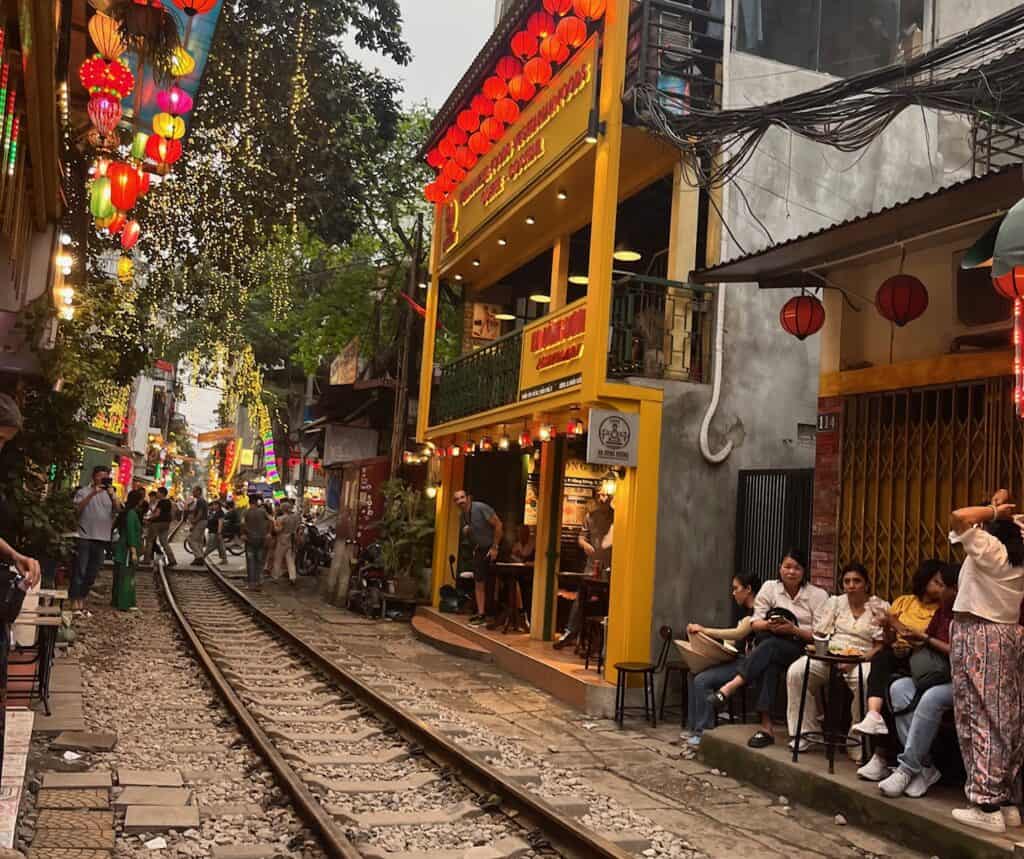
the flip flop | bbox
[747,730,775,748]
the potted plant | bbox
[375,479,435,599]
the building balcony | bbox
[430,329,524,426]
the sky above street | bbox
[348,1,497,108]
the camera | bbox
[101,477,113,488]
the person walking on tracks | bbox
[71,465,121,613]
[111,489,144,611]
[453,489,503,626]
[142,487,177,568]
[272,499,300,584]
[186,486,208,567]
[203,499,227,564]
[242,495,271,590]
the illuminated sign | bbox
[441,36,597,263]
[519,301,586,402]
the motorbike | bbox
[295,516,335,576]
[346,542,393,617]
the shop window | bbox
[734,0,926,76]
[150,386,167,430]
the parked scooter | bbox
[346,542,392,617]
[295,516,335,576]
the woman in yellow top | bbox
[851,559,948,773]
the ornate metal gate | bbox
[838,376,1023,600]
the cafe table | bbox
[492,562,532,633]
[791,649,867,774]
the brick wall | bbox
[810,396,843,592]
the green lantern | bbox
[89,177,114,219]
[131,131,149,161]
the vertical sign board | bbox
[587,408,640,467]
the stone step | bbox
[114,787,192,807]
[124,804,201,834]
[36,788,110,810]
[303,772,439,794]
[41,771,113,789]
[117,769,183,787]
[35,809,114,831]
[50,731,117,752]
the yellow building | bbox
[413,0,723,710]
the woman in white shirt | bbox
[785,563,888,754]
[947,489,1024,834]
[708,548,829,748]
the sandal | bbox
[748,730,775,748]
[706,690,727,712]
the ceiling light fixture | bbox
[495,312,516,321]
[454,274,464,281]
[525,216,536,225]
[472,259,481,267]
[613,244,642,262]
[498,238,508,246]
[568,274,589,285]
[530,293,552,304]
[556,189,568,200]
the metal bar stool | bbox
[614,626,673,728]
[658,625,688,726]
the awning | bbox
[692,165,1024,284]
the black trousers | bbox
[738,635,805,713]
[866,646,911,700]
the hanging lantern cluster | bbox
[79,53,135,145]
[422,0,605,204]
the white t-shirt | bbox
[752,580,830,629]
[74,485,115,542]
[950,526,1024,624]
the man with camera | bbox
[71,465,121,613]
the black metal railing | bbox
[971,113,1024,177]
[624,0,725,119]
[430,329,523,426]
[608,276,713,383]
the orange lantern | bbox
[468,132,491,156]
[480,117,504,142]
[544,0,573,12]
[527,12,556,39]
[107,161,139,211]
[438,137,455,159]
[136,166,151,196]
[457,110,480,133]
[494,99,520,125]
[471,94,494,117]
[145,134,182,166]
[88,12,125,60]
[424,183,444,204]
[510,31,538,61]
[426,148,445,168]
[557,16,588,48]
[121,220,141,249]
[573,0,606,20]
[437,174,455,194]
[540,35,568,64]
[507,76,536,102]
[446,125,468,146]
[483,76,507,100]
[495,56,522,80]
[442,161,466,183]
[524,58,552,87]
[454,147,477,170]
[106,212,127,235]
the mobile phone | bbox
[101,477,113,488]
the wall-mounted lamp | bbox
[426,482,440,500]
[601,467,626,496]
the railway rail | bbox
[157,562,634,859]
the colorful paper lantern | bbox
[495,56,522,81]
[79,55,134,98]
[471,94,494,117]
[106,211,127,235]
[426,148,445,169]
[540,35,569,64]
[131,131,150,160]
[779,294,825,340]
[544,0,573,13]
[875,274,929,327]
[446,125,468,146]
[573,0,607,20]
[108,161,140,211]
[494,98,520,125]
[442,160,466,183]
[117,255,134,283]
[424,183,444,204]
[87,93,122,138]
[88,12,125,60]
[457,109,480,133]
[169,46,196,77]
[90,177,114,219]
[454,147,477,170]
[480,117,504,142]
[121,220,141,250]
[511,31,538,60]
[437,137,455,160]
[468,132,491,156]
[136,165,151,196]
[145,134,183,165]
[507,76,536,102]
[152,112,186,139]
[527,12,556,39]
[524,58,553,87]
[156,85,193,115]
[171,0,217,15]
[483,76,508,100]
[557,16,588,48]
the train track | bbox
[157,563,633,859]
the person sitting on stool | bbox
[555,490,613,650]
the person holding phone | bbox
[71,465,121,613]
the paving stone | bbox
[210,846,278,859]
[303,772,438,794]
[49,732,116,752]
[27,850,111,859]
[117,769,183,787]
[40,772,112,790]
[30,832,114,849]
[199,802,263,819]
[35,789,109,810]
[114,787,191,807]
[35,810,113,831]
[123,804,200,833]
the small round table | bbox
[791,651,867,774]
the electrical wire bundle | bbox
[630,3,1024,189]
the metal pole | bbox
[389,214,424,476]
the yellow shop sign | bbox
[441,36,597,260]
[519,300,586,401]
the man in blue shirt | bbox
[453,489,503,626]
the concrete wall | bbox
[646,0,1004,647]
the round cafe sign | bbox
[598,415,631,451]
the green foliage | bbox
[374,478,435,579]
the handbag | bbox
[910,646,950,692]
[0,566,27,625]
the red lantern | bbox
[107,161,139,211]
[107,212,127,235]
[457,110,480,133]
[507,76,536,102]
[87,93,122,138]
[438,137,455,160]
[779,294,825,340]
[994,268,1024,301]
[527,11,556,39]
[79,55,135,98]
[442,160,466,183]
[469,132,491,156]
[544,0,573,14]
[494,98,520,125]
[524,58,553,87]
[145,134,182,165]
[875,274,929,327]
[454,147,477,170]
[573,0,606,20]
[121,220,141,249]
[480,117,504,142]
[540,35,568,64]
[436,174,455,194]
[483,76,507,100]
[426,148,445,169]
[557,16,588,48]
[446,126,468,146]
[471,94,494,117]
[495,56,522,81]
[424,183,444,204]
[511,31,538,60]
[136,166,151,196]
[172,0,216,14]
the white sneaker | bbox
[850,712,888,736]
[905,766,942,798]
[857,752,892,782]
[879,768,912,798]
[952,806,1006,833]
[1003,805,1022,828]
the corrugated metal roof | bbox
[692,163,1024,283]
